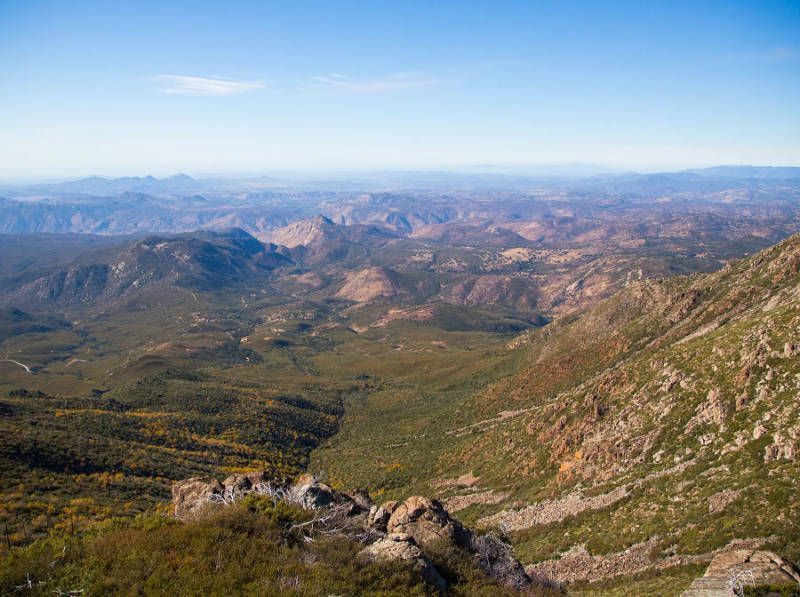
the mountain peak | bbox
[312,214,335,226]
[269,215,338,248]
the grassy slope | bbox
[0,278,524,553]
[0,290,360,545]
[0,499,455,596]
[312,234,800,591]
[0,494,568,596]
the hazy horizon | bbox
[5,162,800,186]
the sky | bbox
[0,0,799,177]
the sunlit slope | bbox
[313,233,800,580]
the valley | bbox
[1,169,799,594]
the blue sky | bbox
[1,0,799,176]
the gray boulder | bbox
[358,532,447,592]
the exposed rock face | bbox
[269,215,338,248]
[686,387,730,435]
[764,432,797,462]
[386,496,472,550]
[709,550,800,585]
[439,275,538,311]
[268,215,396,252]
[172,477,224,519]
[443,489,509,513]
[335,267,400,302]
[358,533,446,591]
[707,489,741,513]
[682,550,800,596]
[527,537,772,586]
[172,472,361,518]
[172,471,279,518]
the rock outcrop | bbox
[288,473,343,509]
[172,477,224,519]
[366,500,397,533]
[682,550,800,596]
[335,266,401,303]
[172,474,532,591]
[222,471,269,493]
[366,495,532,590]
[358,533,446,591]
[385,496,472,550]
[172,471,275,518]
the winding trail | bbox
[1,358,33,374]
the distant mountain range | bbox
[684,165,800,179]
[2,165,798,198]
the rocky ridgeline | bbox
[172,472,533,592]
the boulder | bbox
[289,474,345,509]
[386,496,472,550]
[367,500,398,533]
[358,532,446,591]
[222,471,268,494]
[172,477,224,519]
[385,496,532,589]
[683,549,800,596]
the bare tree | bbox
[727,568,756,597]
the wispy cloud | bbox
[303,72,440,93]
[154,75,265,96]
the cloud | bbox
[304,72,439,93]
[154,75,265,96]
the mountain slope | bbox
[313,232,800,588]
[335,266,403,302]
[268,216,399,269]
[0,229,292,310]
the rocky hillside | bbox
[449,232,800,580]
[335,266,403,303]
[440,275,540,311]
[313,232,800,592]
[269,215,397,265]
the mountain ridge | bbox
[0,228,292,310]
